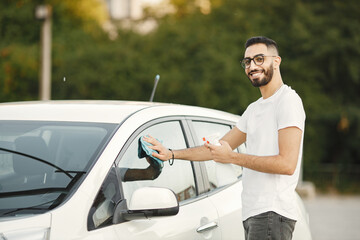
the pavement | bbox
[302,194,360,240]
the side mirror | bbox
[113,187,179,223]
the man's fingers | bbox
[144,135,161,145]
[143,135,156,143]
[143,135,169,161]
[143,135,161,150]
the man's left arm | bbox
[207,126,302,175]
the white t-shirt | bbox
[236,84,305,221]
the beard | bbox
[247,63,274,87]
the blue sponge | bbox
[138,136,164,169]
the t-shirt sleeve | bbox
[236,105,251,133]
[277,92,306,131]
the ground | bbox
[303,194,360,240]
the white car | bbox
[0,101,312,240]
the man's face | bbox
[244,44,275,87]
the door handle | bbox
[196,221,218,233]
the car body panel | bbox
[111,198,221,240]
[0,101,238,124]
[207,182,244,240]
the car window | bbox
[192,121,243,190]
[117,121,197,203]
[88,164,121,231]
[0,121,116,217]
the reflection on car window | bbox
[118,121,196,203]
[192,121,243,190]
[0,121,116,215]
[88,164,120,230]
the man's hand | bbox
[205,140,233,164]
[143,135,171,161]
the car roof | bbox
[0,100,239,124]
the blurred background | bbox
[1,1,360,238]
[1,0,359,197]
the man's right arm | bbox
[143,135,212,161]
[144,127,246,162]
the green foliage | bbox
[0,43,39,101]
[0,0,109,101]
[0,0,41,44]
[52,31,156,101]
[0,0,359,191]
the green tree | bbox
[0,0,109,102]
[145,0,360,191]
[1,0,359,191]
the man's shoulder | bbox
[278,85,306,118]
[279,85,303,103]
[247,98,262,110]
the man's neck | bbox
[259,76,284,99]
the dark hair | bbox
[245,36,279,55]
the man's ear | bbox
[274,56,282,69]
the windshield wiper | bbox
[0,167,86,197]
[0,187,68,198]
[1,199,56,216]
[0,147,73,179]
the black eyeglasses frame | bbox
[241,54,278,69]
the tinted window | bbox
[0,121,116,216]
[118,121,197,203]
[88,164,121,230]
[192,121,243,190]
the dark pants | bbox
[243,211,296,240]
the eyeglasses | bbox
[241,54,278,69]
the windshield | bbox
[0,121,117,217]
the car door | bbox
[87,119,221,239]
[190,119,245,240]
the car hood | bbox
[0,212,51,233]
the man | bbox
[145,36,305,240]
